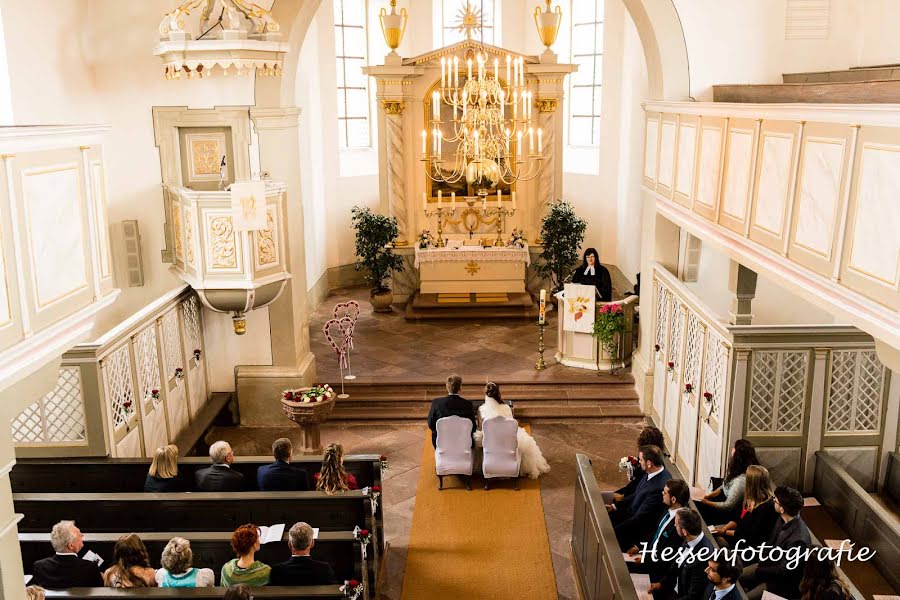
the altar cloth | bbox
[414,246,530,268]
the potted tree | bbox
[351,206,404,312]
[534,199,587,293]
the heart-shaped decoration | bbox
[323,318,349,368]
[332,301,360,349]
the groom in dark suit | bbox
[427,374,476,448]
[607,445,672,550]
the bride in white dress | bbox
[474,382,551,479]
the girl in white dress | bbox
[474,382,551,479]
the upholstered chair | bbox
[434,415,475,490]
[482,416,521,490]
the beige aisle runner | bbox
[400,428,557,599]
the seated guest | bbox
[155,537,214,588]
[606,445,671,550]
[648,509,713,600]
[740,486,812,600]
[315,443,359,493]
[800,550,852,600]
[102,533,157,588]
[698,439,759,524]
[628,479,690,582]
[712,465,778,551]
[195,440,245,492]
[570,247,612,301]
[703,560,742,600]
[144,444,186,492]
[221,524,271,587]
[426,374,476,448]
[25,586,45,600]
[269,522,337,585]
[30,520,103,589]
[606,426,666,504]
[257,437,309,491]
[224,584,254,600]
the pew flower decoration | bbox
[364,485,382,513]
[654,344,660,353]
[353,525,372,559]
[666,361,675,374]
[702,391,717,422]
[703,391,713,402]
[618,455,641,481]
[340,579,363,600]
[683,383,694,395]
[507,228,526,248]
[151,389,160,400]
[174,367,184,380]
[379,454,389,471]
[193,348,202,360]
[417,229,435,249]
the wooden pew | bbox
[20,531,365,586]
[10,455,383,494]
[42,587,345,599]
[14,491,374,535]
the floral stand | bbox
[281,387,336,453]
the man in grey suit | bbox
[194,440,245,491]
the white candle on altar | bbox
[497,189,502,208]
[437,190,442,209]
[422,191,427,210]
[421,130,427,156]
[451,192,456,211]
[506,54,511,85]
[441,57,446,88]
[512,191,517,210]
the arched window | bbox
[334,0,371,149]
[566,0,603,147]
[438,0,499,47]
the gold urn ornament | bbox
[534,0,563,50]
[379,0,408,54]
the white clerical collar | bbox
[646,467,663,481]
[583,265,595,276]
[714,584,736,599]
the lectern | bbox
[554,292,638,372]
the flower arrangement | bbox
[618,455,641,482]
[379,454,388,471]
[507,227,526,248]
[365,485,382,513]
[151,389,160,400]
[417,229,435,249]
[654,344,660,353]
[666,361,675,374]
[703,391,713,402]
[684,383,694,394]
[592,303,625,357]
[193,349,202,360]
[122,399,133,411]
[282,385,335,403]
[353,525,372,559]
[340,579,363,600]
[174,367,184,380]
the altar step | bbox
[404,291,540,320]
[327,377,643,421]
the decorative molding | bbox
[249,107,302,131]
[255,207,278,267]
[535,98,559,113]
[209,215,237,269]
[382,100,406,115]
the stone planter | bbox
[370,289,393,312]
[281,391,336,453]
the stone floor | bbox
[210,420,644,600]
[312,286,619,382]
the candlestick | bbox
[454,56,459,87]
[539,289,547,324]
[506,54,511,85]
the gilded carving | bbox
[465,261,480,276]
[382,100,406,115]
[191,140,221,175]
[536,98,559,113]
[184,208,195,266]
[173,202,184,260]
[210,216,237,268]
[256,208,277,266]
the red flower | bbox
[704,391,713,400]
[151,389,159,395]
[684,383,693,392]
[654,344,660,352]
[372,485,381,493]
[283,391,294,400]
[348,579,360,588]
[667,361,674,369]
[379,455,387,461]
[359,529,369,537]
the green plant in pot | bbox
[351,206,404,312]
[534,199,587,294]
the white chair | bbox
[435,415,475,490]
[482,415,521,490]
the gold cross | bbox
[465,260,480,276]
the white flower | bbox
[317,395,324,402]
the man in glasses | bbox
[195,440,245,491]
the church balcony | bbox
[162,180,290,333]
[641,101,900,360]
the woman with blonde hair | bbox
[155,537,214,587]
[711,464,779,548]
[314,443,358,493]
[102,534,157,588]
[144,444,186,492]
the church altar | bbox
[415,246,529,294]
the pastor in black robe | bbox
[570,247,612,302]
